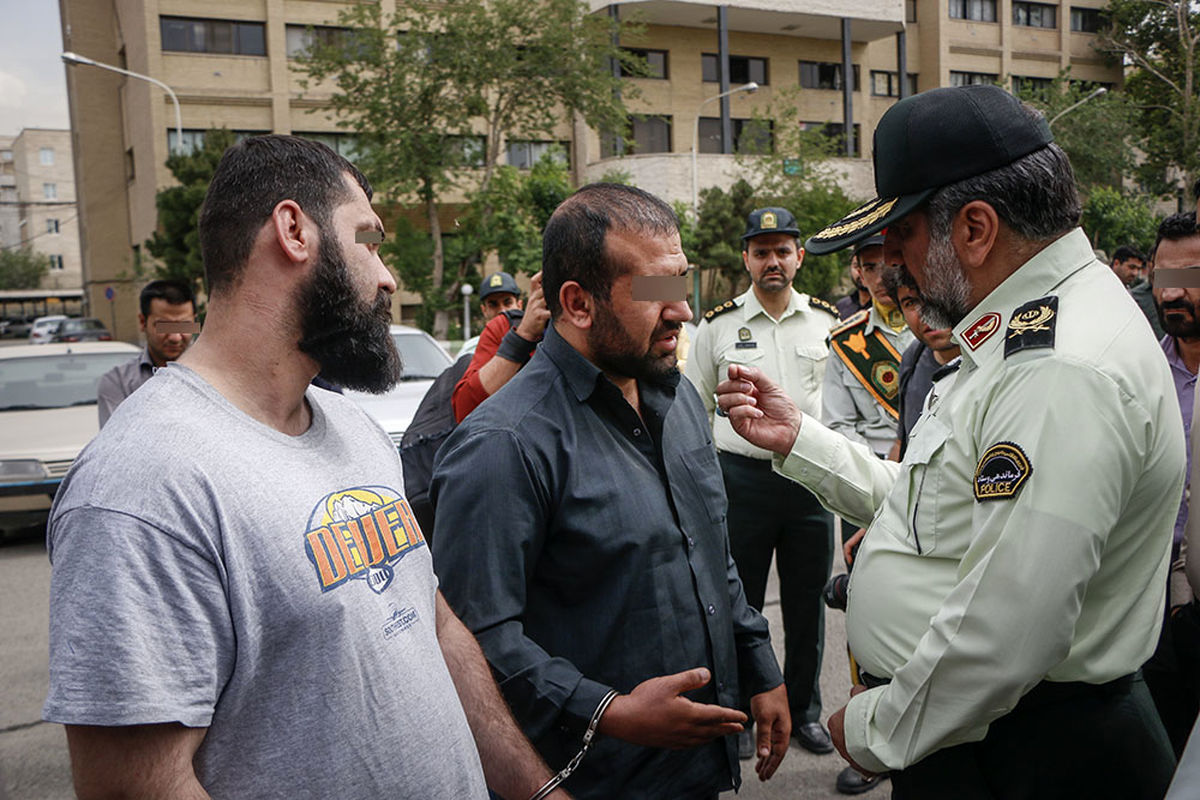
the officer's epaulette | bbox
[809,296,839,318]
[827,308,869,340]
[702,298,739,322]
[1004,295,1058,358]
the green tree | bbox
[1079,185,1161,255]
[144,128,238,289]
[297,0,644,337]
[1099,0,1200,201]
[0,247,50,290]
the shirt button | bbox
[633,428,642,437]
[718,681,726,691]
[707,604,716,615]
[687,536,695,547]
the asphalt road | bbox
[0,526,870,800]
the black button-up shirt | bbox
[431,323,782,800]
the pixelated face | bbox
[481,292,520,320]
[140,298,195,367]
[743,233,802,294]
[897,285,955,352]
[588,227,692,383]
[1153,235,1200,340]
[855,244,892,307]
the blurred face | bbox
[589,227,693,383]
[140,299,195,367]
[896,285,955,351]
[1153,235,1200,340]
[743,233,802,295]
[855,245,893,308]
[480,292,520,321]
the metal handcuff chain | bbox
[526,689,620,800]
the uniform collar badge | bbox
[962,312,1001,350]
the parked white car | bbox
[0,341,141,533]
[343,325,454,449]
[29,315,68,344]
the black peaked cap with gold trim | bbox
[805,85,1054,255]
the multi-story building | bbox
[0,129,83,291]
[59,0,1119,340]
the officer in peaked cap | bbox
[685,206,841,761]
[715,85,1183,799]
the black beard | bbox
[1159,300,1200,339]
[588,299,681,386]
[296,231,402,393]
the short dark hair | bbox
[926,130,1081,244]
[139,279,195,317]
[542,183,679,317]
[198,135,372,294]
[1111,245,1145,264]
[880,264,919,307]
[1152,212,1199,262]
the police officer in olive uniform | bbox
[686,207,840,759]
[823,234,915,458]
[715,85,1182,799]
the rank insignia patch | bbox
[872,361,900,399]
[962,312,1001,350]
[973,442,1032,502]
[1004,296,1058,358]
[738,327,752,342]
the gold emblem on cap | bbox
[1007,305,1055,337]
[811,198,899,241]
[489,274,503,287]
[761,211,777,229]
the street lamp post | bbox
[61,51,183,153]
[690,81,757,317]
[1049,86,1106,127]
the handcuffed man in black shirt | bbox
[431,183,790,800]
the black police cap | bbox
[742,207,801,241]
[805,85,1053,255]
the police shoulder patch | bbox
[828,308,869,338]
[809,296,840,318]
[973,441,1032,502]
[1004,296,1058,359]
[703,298,739,322]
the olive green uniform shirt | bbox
[774,229,1185,773]
[685,288,836,460]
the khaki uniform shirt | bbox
[821,306,915,456]
[774,229,1185,773]
[685,288,837,460]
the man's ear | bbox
[558,281,594,330]
[137,313,147,334]
[953,200,1000,271]
[271,200,313,265]
[797,246,806,269]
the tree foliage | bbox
[1099,0,1200,200]
[145,128,238,289]
[0,247,50,290]
[1079,184,1161,255]
[296,0,644,337]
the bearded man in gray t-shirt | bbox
[44,135,565,800]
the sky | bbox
[0,1,71,136]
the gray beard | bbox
[920,234,972,330]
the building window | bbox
[950,70,999,87]
[47,219,60,234]
[1013,75,1055,96]
[160,16,267,56]
[295,132,361,159]
[285,25,360,58]
[1070,78,1114,93]
[949,0,997,22]
[697,118,774,155]
[39,147,54,166]
[907,0,918,22]
[701,54,768,85]
[800,121,861,157]
[799,61,860,91]
[125,148,135,182]
[448,135,486,167]
[622,48,668,79]
[603,116,672,157]
[870,70,918,97]
[1013,1,1057,28]
[43,182,57,200]
[505,140,569,169]
[167,129,264,155]
[49,255,64,271]
[0,150,12,162]
[1070,7,1103,32]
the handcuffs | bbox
[526,689,620,800]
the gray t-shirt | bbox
[44,365,487,798]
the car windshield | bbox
[0,352,134,411]
[61,319,106,333]
[393,333,450,380]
